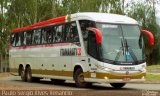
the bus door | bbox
[87,30,99,74]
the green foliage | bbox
[126,0,160,64]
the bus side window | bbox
[46,27,53,44]
[55,25,63,43]
[23,31,27,45]
[26,31,32,46]
[41,28,47,44]
[32,29,41,45]
[11,33,16,46]
[65,22,79,43]
[79,20,96,41]
[52,26,56,43]
[20,32,24,46]
[15,33,21,47]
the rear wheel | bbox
[110,83,126,89]
[74,68,91,88]
[20,68,26,82]
[26,67,32,82]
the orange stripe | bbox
[10,68,145,79]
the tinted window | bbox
[26,31,32,45]
[32,29,41,45]
[65,22,79,42]
[14,33,21,46]
[88,31,97,58]
[46,27,52,43]
[41,28,47,44]
[54,25,64,43]
[10,33,16,46]
[79,20,96,40]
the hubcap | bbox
[78,73,85,83]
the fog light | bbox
[104,76,108,79]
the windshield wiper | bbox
[115,38,138,64]
[115,39,124,61]
[124,39,138,63]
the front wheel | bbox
[110,83,126,89]
[74,68,91,88]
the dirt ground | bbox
[0,73,160,96]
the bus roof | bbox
[11,12,138,33]
[74,12,138,24]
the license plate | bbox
[123,77,131,81]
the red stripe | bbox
[12,16,66,33]
[10,43,70,50]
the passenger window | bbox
[32,29,41,45]
[26,31,32,45]
[15,33,21,47]
[54,25,63,43]
[46,27,53,43]
[20,32,24,46]
[11,33,16,46]
[65,22,79,43]
[52,26,56,43]
[41,28,47,44]
[79,20,96,41]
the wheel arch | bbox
[25,64,31,69]
[73,64,85,80]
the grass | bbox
[147,64,160,69]
[146,65,160,81]
[146,65,160,73]
[146,74,160,81]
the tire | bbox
[25,67,32,82]
[110,83,126,89]
[20,68,26,82]
[74,68,91,88]
[51,79,65,84]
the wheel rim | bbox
[21,70,25,80]
[26,68,32,82]
[78,73,85,83]
[27,72,31,81]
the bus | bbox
[9,12,154,88]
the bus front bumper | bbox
[84,77,145,83]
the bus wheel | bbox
[20,68,26,82]
[74,68,89,88]
[110,83,126,89]
[26,67,32,82]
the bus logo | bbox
[60,48,81,56]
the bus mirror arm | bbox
[141,30,154,46]
[87,27,102,45]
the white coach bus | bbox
[9,12,154,88]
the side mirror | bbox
[87,27,102,45]
[141,30,154,46]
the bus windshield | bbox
[97,23,145,64]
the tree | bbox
[127,0,159,64]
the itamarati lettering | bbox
[60,48,81,56]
